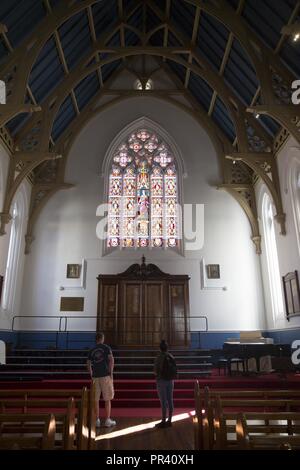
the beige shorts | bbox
[93,376,114,402]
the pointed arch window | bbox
[289,158,300,256]
[2,202,20,310]
[261,193,284,320]
[107,128,180,249]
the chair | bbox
[228,357,245,375]
[217,358,229,376]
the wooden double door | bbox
[97,261,190,347]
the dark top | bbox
[154,351,176,380]
[88,343,112,378]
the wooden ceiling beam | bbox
[207,0,243,118]
[87,5,103,86]
[274,2,300,54]
[184,5,201,88]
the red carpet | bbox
[1,371,300,416]
[1,370,300,389]
[100,408,193,418]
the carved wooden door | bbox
[97,259,190,347]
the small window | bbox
[289,158,300,257]
[261,193,284,321]
[134,79,153,91]
[2,203,19,310]
[0,80,6,104]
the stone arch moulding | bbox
[101,116,186,257]
[0,151,61,235]
[101,116,187,179]
[1,181,29,312]
[226,150,286,236]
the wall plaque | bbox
[60,297,84,312]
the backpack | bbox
[161,354,178,380]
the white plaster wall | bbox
[20,97,265,332]
[0,143,10,275]
[256,136,300,330]
[0,143,31,329]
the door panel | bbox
[121,282,142,345]
[98,283,118,345]
[144,282,165,346]
[169,284,189,346]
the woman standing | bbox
[154,339,177,428]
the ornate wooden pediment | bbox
[119,256,170,279]
[97,256,190,281]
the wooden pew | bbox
[0,386,91,449]
[64,397,76,450]
[196,385,300,450]
[214,398,300,450]
[0,397,76,450]
[202,387,300,428]
[88,383,96,450]
[77,386,89,450]
[193,381,202,449]
[0,413,56,450]
[203,389,300,399]
[236,412,300,450]
[193,381,213,450]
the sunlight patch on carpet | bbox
[95,411,195,441]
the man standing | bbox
[87,332,116,428]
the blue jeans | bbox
[156,379,174,421]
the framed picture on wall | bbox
[283,271,300,320]
[206,264,220,279]
[66,264,81,279]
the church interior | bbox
[0,0,300,452]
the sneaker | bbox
[96,418,101,428]
[155,421,167,429]
[105,418,116,427]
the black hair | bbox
[96,332,104,342]
[159,339,168,352]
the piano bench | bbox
[217,358,229,376]
[228,357,245,375]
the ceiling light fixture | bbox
[281,22,300,42]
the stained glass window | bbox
[107,128,180,248]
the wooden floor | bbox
[95,417,194,450]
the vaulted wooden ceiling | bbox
[0,0,299,254]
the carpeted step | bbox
[5,348,214,381]
[114,388,194,399]
[110,398,195,408]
